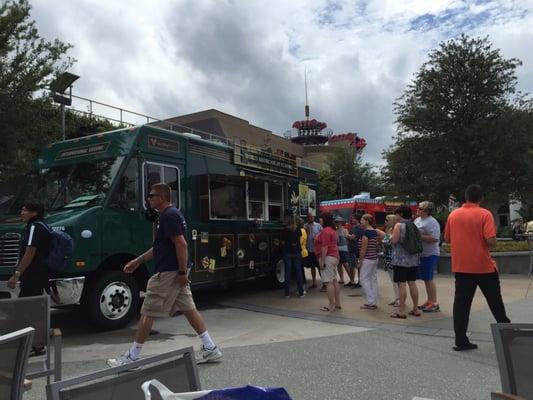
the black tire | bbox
[83,270,140,331]
[267,257,285,289]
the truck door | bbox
[102,156,150,263]
[141,161,184,253]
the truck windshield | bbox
[6,157,124,214]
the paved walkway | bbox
[23,271,533,400]
[225,270,533,339]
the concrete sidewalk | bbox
[222,271,533,339]
[26,325,504,400]
[23,272,532,399]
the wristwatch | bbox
[178,270,187,276]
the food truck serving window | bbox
[247,180,265,220]
[267,183,283,221]
[143,162,180,209]
[246,180,283,221]
[210,177,246,220]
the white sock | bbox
[199,331,216,350]
[129,342,143,359]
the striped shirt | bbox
[358,229,379,260]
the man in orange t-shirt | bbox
[444,184,510,351]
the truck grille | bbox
[0,233,21,267]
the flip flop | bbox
[408,310,422,317]
[320,306,333,312]
[335,305,342,310]
[360,304,377,310]
[390,313,407,319]
[387,301,397,306]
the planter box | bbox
[438,252,531,275]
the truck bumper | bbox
[0,276,85,306]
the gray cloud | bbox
[29,0,533,166]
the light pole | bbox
[50,72,80,141]
[338,173,347,198]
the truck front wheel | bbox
[84,270,140,330]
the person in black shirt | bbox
[107,183,222,367]
[282,214,305,298]
[7,201,50,297]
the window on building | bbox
[268,183,283,221]
[143,162,180,208]
[109,157,139,211]
[248,180,265,219]
[210,178,246,219]
[498,204,510,227]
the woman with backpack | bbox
[390,205,421,319]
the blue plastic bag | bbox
[197,385,292,400]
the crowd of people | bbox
[282,184,511,351]
[282,203,443,318]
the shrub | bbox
[441,241,530,253]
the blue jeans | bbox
[284,253,304,296]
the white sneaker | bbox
[195,345,223,364]
[106,350,139,368]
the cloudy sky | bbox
[31,0,533,164]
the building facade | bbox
[160,109,354,171]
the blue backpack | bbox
[36,222,74,272]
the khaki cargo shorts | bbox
[141,271,196,317]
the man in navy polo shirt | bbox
[107,183,222,366]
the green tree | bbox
[319,147,382,201]
[384,35,532,207]
[0,0,72,187]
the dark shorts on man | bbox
[417,255,439,281]
[304,253,318,268]
[393,265,417,283]
[339,251,349,264]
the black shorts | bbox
[393,265,417,283]
[304,253,319,268]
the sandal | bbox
[320,306,333,312]
[390,313,407,319]
[388,300,397,306]
[360,304,377,310]
[335,305,342,310]
[408,310,422,317]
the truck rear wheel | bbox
[84,270,140,330]
[268,257,285,289]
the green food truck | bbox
[0,123,318,329]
